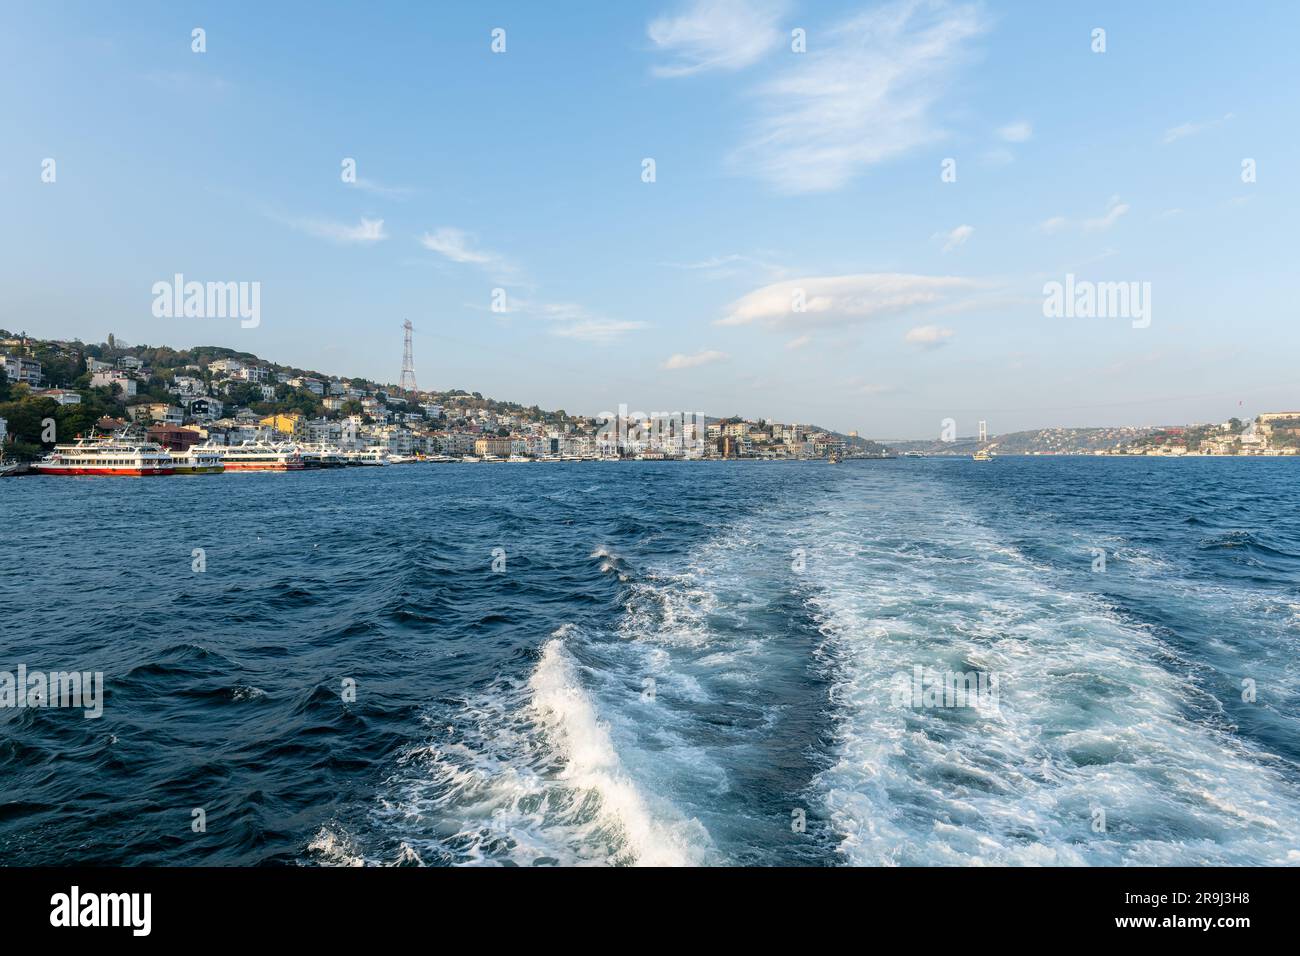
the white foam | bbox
[806,475,1300,865]
[528,638,707,866]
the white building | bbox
[90,369,136,397]
[0,416,7,446]
[0,354,41,386]
[36,388,82,406]
[290,376,324,396]
[169,375,206,397]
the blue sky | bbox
[2,0,1296,437]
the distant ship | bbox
[903,451,925,458]
[972,449,994,462]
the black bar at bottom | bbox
[0,865,1281,941]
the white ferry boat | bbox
[171,445,224,475]
[299,443,348,469]
[218,441,304,472]
[346,446,390,466]
[34,434,174,476]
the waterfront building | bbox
[475,436,511,457]
[260,413,306,439]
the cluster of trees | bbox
[0,380,126,460]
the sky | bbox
[2,0,1297,438]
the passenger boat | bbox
[346,446,390,466]
[218,441,304,472]
[299,443,348,468]
[170,445,224,474]
[972,449,994,462]
[34,434,174,476]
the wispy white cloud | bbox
[1162,112,1233,144]
[551,318,648,344]
[998,120,1032,142]
[419,227,503,266]
[935,224,974,252]
[731,0,985,193]
[718,272,984,329]
[1083,195,1130,231]
[662,252,787,280]
[1038,215,1068,235]
[648,0,787,77]
[290,217,388,243]
[1039,196,1129,234]
[506,299,646,344]
[785,334,812,350]
[663,349,729,370]
[904,324,955,348]
[353,177,416,200]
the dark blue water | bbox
[1,458,1297,865]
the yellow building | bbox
[475,436,511,457]
[260,413,305,438]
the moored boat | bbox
[171,445,225,474]
[34,433,174,476]
[218,440,304,472]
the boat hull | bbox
[35,466,173,476]
[221,462,303,472]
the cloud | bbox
[1162,112,1233,144]
[1039,196,1129,234]
[998,120,1032,142]
[718,272,983,329]
[904,324,955,348]
[551,319,648,344]
[662,252,786,280]
[785,334,811,350]
[291,217,388,243]
[731,0,985,193]
[1083,195,1129,231]
[648,0,787,77]
[353,177,416,200]
[662,349,729,370]
[419,227,503,266]
[506,300,646,344]
[936,224,974,252]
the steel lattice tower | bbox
[399,320,418,392]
